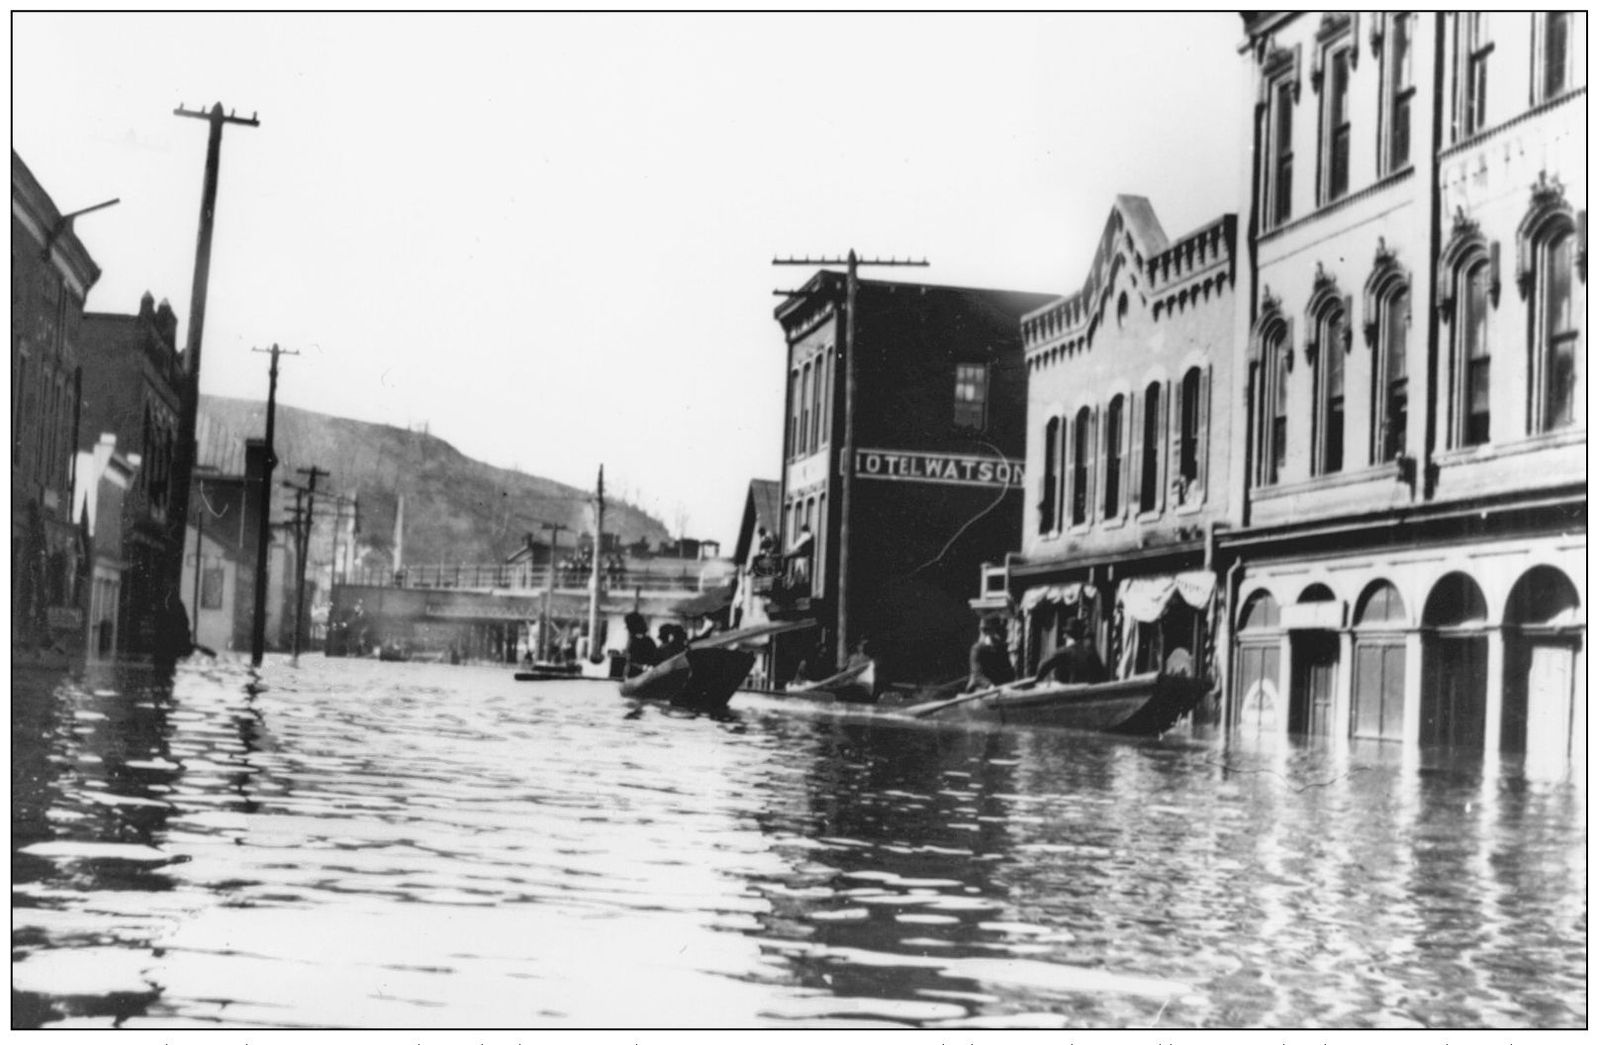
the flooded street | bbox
[11,656,1586,1030]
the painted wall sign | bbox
[853,448,1025,488]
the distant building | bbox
[78,292,186,659]
[768,273,1054,685]
[11,150,101,653]
[1227,13,1585,776]
[995,200,1238,700]
[729,478,781,686]
[72,434,138,657]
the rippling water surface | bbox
[11,656,1586,1029]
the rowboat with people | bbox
[902,670,1209,735]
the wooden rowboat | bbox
[907,671,1208,736]
[786,660,876,703]
[618,647,755,713]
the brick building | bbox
[1226,13,1585,777]
[11,151,101,653]
[78,292,186,658]
[768,273,1053,686]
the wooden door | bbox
[1421,635,1487,750]
[1290,632,1338,736]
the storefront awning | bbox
[1019,582,1100,612]
[1118,570,1216,623]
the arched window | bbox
[1528,223,1582,434]
[1140,381,1163,509]
[1454,257,1492,446]
[1070,407,1093,526]
[1239,590,1281,630]
[1103,395,1125,518]
[1175,367,1207,500]
[1366,251,1411,464]
[1310,296,1349,475]
[1038,416,1058,535]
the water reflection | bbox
[9,658,1586,1029]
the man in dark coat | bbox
[1035,617,1107,684]
[623,611,659,678]
[968,618,1016,691]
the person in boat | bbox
[623,611,659,678]
[657,622,689,661]
[1034,617,1107,685]
[968,617,1016,691]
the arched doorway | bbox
[1234,589,1281,735]
[1289,584,1339,737]
[1421,573,1489,750]
[1501,566,1582,765]
[1352,581,1408,742]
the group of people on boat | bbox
[622,611,690,679]
[967,615,1106,692]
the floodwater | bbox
[11,656,1586,1030]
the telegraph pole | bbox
[250,343,295,666]
[540,520,568,660]
[772,251,928,668]
[291,466,329,665]
[170,103,259,601]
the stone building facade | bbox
[996,198,1239,696]
[11,150,101,653]
[1227,13,1585,778]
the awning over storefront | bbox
[1019,582,1100,612]
[1117,571,1216,623]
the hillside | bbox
[197,395,671,566]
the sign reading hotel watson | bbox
[854,448,1024,488]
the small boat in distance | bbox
[514,661,583,683]
[619,647,756,713]
[905,671,1208,736]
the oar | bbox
[904,675,1038,719]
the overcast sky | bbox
[14,12,1249,548]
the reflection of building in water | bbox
[983,198,1238,697]
[1225,13,1585,776]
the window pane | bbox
[1142,385,1161,505]
[1545,12,1569,98]
[1393,14,1412,88]
[1391,94,1411,169]
[1104,398,1122,517]
[1545,234,1577,430]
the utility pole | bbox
[170,102,259,603]
[279,483,306,662]
[587,466,605,661]
[540,520,568,661]
[250,343,296,667]
[772,251,928,669]
[292,465,329,665]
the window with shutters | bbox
[1070,407,1092,527]
[1176,368,1203,501]
[1103,395,1125,519]
[1379,13,1415,175]
[1139,382,1163,514]
[1039,416,1058,535]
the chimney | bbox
[154,299,179,351]
[139,290,156,319]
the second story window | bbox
[1176,367,1206,498]
[1454,13,1492,140]
[1375,286,1411,463]
[1103,395,1124,519]
[1454,259,1493,446]
[1038,416,1059,535]
[1140,381,1163,510]
[1320,43,1352,203]
[1534,228,1580,433]
[1254,326,1290,487]
[1070,407,1093,527]
[1313,301,1349,476]
[1380,13,1415,174]
[954,363,988,430]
